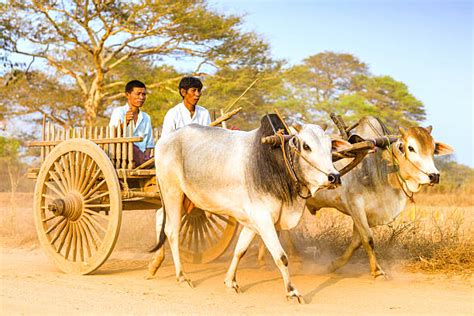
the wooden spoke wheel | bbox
[180,208,238,263]
[33,139,122,274]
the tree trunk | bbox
[84,70,105,126]
[7,162,19,234]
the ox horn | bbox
[398,126,407,138]
[292,122,303,133]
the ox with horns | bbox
[306,116,454,277]
[147,114,350,302]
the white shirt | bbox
[109,105,155,153]
[161,102,211,136]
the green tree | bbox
[1,0,269,126]
[283,52,425,129]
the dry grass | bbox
[292,192,473,275]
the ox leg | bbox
[257,231,293,265]
[166,203,194,288]
[350,207,386,278]
[329,223,361,272]
[254,214,303,304]
[146,208,165,279]
[158,187,194,288]
[224,226,256,293]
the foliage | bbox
[282,52,426,129]
[426,156,474,194]
[0,71,83,126]
[1,2,430,136]
[1,0,269,125]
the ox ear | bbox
[398,126,407,138]
[320,123,328,131]
[434,142,454,156]
[332,138,352,152]
[425,125,433,134]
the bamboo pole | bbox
[209,107,242,127]
[224,78,259,113]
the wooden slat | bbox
[122,121,127,169]
[127,122,133,169]
[51,124,56,150]
[45,121,51,156]
[99,127,104,151]
[41,116,46,163]
[115,124,122,169]
[109,126,115,163]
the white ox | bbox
[147,115,349,302]
[306,116,454,277]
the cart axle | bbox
[47,191,83,221]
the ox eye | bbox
[408,145,416,153]
[303,143,311,151]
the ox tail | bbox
[149,182,167,253]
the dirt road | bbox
[1,247,472,315]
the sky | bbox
[209,0,473,166]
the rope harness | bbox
[266,115,329,200]
[366,120,424,203]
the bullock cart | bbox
[26,111,240,275]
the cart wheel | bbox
[180,208,238,263]
[33,139,122,274]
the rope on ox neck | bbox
[276,132,312,199]
[366,120,415,203]
[265,114,311,199]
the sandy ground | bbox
[1,193,473,315]
[1,247,472,315]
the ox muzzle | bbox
[429,173,440,184]
[328,173,341,185]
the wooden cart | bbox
[27,117,239,275]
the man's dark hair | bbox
[125,80,146,93]
[178,76,203,98]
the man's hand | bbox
[125,110,135,125]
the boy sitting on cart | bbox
[109,80,154,167]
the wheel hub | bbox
[48,191,83,221]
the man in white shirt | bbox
[109,80,154,166]
[149,77,211,278]
[161,76,211,136]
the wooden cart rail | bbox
[28,120,162,171]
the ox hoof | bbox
[371,265,388,279]
[327,261,341,273]
[145,273,155,280]
[373,271,389,280]
[177,273,194,288]
[224,280,241,293]
[286,293,305,304]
